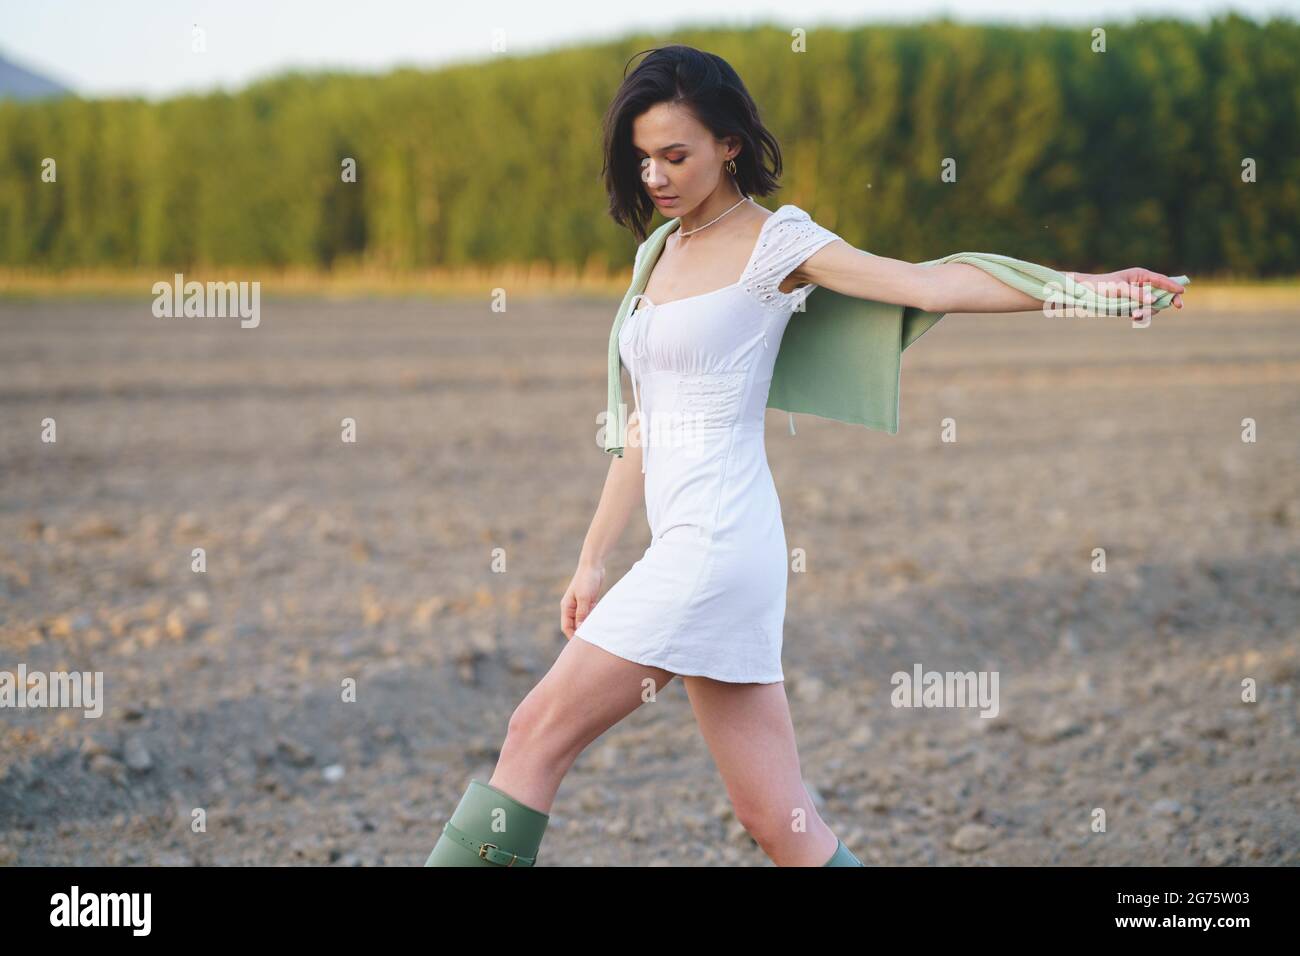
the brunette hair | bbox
[601,44,783,243]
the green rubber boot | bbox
[424,778,551,867]
[822,837,865,866]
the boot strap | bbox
[441,821,538,867]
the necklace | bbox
[677,194,753,237]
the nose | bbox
[641,158,668,189]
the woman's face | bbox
[631,102,735,215]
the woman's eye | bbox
[640,156,685,166]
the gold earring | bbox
[725,158,737,175]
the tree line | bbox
[0,14,1295,277]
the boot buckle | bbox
[478,842,518,866]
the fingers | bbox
[1149,273,1185,294]
[1152,274,1186,312]
[560,595,574,639]
[1128,281,1151,319]
[1105,269,1186,319]
[1127,276,1188,319]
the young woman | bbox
[425,44,1186,868]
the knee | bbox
[504,697,547,749]
[503,694,575,763]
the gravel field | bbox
[1,294,1297,866]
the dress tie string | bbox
[627,294,651,474]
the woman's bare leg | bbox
[487,635,676,814]
[682,676,841,866]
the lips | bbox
[653,195,677,204]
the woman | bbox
[425,44,1186,868]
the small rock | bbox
[1131,743,1160,773]
[275,737,315,767]
[854,791,893,813]
[165,610,189,640]
[123,735,153,772]
[794,676,825,703]
[47,615,75,637]
[72,516,125,540]
[412,597,448,627]
[950,823,996,852]
[505,653,536,676]
[1021,714,1088,744]
[1150,798,1182,817]
[89,753,125,781]
[1203,846,1234,865]
[175,512,204,534]
[847,723,873,747]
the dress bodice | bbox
[617,204,843,475]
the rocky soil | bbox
[1,295,1296,865]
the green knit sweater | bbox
[602,213,1187,457]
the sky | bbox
[3,0,1297,99]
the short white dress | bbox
[574,204,843,684]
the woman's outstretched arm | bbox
[792,241,1186,319]
[924,264,1186,318]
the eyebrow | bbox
[633,142,689,156]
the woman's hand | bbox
[560,563,606,640]
[1083,268,1185,320]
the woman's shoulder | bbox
[741,203,845,306]
[771,202,807,218]
[755,203,841,254]
[767,203,826,230]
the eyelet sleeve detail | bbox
[741,206,842,309]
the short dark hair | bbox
[601,45,783,243]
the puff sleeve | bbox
[741,205,843,309]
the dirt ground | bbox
[1,293,1296,866]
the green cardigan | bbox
[602,213,1188,457]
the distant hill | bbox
[0,52,71,100]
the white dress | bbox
[574,204,843,684]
